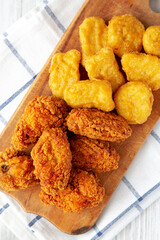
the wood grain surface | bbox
[0,0,160,235]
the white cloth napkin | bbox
[0,1,160,240]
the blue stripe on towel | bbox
[122,176,141,199]
[43,0,48,4]
[91,181,160,240]
[0,203,10,214]
[151,130,160,144]
[3,32,8,37]
[0,114,7,125]
[0,74,37,112]
[44,5,66,33]
[4,38,35,77]
[122,176,143,213]
[93,224,100,234]
[28,215,42,227]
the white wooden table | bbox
[0,0,160,239]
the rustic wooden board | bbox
[0,0,160,235]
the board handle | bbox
[120,0,160,26]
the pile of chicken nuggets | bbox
[0,14,160,213]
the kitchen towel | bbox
[0,0,160,240]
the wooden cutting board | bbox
[0,0,160,235]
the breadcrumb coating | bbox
[69,135,119,173]
[66,108,132,142]
[0,146,37,191]
[11,96,69,151]
[31,128,72,191]
[40,168,105,212]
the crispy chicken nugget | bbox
[85,47,125,92]
[79,16,109,66]
[49,49,81,98]
[114,81,154,124]
[31,128,72,191]
[64,79,115,112]
[69,135,119,173]
[121,53,160,91]
[108,14,145,57]
[66,108,132,142]
[11,96,69,151]
[0,146,37,191]
[143,26,160,57]
[40,168,104,212]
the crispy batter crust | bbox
[66,108,132,142]
[31,128,72,191]
[11,96,69,151]
[0,146,37,191]
[69,135,119,173]
[40,168,105,212]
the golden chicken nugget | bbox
[85,47,125,92]
[64,79,115,112]
[114,82,154,124]
[143,26,160,57]
[108,14,145,57]
[79,16,108,66]
[121,53,160,91]
[49,49,81,98]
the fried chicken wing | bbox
[40,168,104,212]
[66,108,132,142]
[0,146,37,191]
[11,96,69,151]
[69,135,119,173]
[31,128,72,191]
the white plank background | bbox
[0,0,160,240]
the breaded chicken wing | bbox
[66,108,132,142]
[31,128,72,191]
[11,96,69,151]
[69,135,119,173]
[0,146,37,191]
[40,168,104,212]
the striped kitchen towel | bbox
[0,0,160,240]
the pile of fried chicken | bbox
[0,95,132,212]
